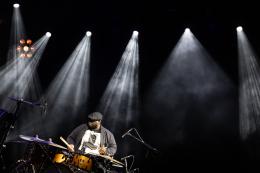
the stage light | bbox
[20,39,25,44]
[17,39,34,58]
[86,31,92,37]
[26,39,32,45]
[237,26,243,32]
[46,32,51,37]
[26,53,32,58]
[16,46,21,51]
[185,28,190,32]
[23,46,29,52]
[13,3,20,8]
[133,31,139,37]
[20,53,25,58]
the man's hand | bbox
[99,145,107,155]
[68,144,75,152]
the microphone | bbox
[121,155,134,160]
[122,128,133,138]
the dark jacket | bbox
[67,124,117,156]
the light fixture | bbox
[17,39,34,58]
[237,26,243,32]
[13,4,20,8]
[133,31,139,37]
[46,32,52,37]
[185,28,191,32]
[86,31,92,37]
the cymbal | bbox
[19,135,49,143]
[19,135,67,150]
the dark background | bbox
[1,0,260,172]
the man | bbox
[67,112,117,156]
[43,112,117,173]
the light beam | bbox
[144,29,235,152]
[237,27,260,140]
[98,31,140,132]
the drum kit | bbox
[11,134,124,173]
[0,98,125,172]
[1,98,147,173]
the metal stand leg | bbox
[0,152,7,172]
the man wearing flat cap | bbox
[67,112,117,156]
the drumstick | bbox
[60,136,74,152]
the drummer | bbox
[67,112,117,156]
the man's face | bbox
[88,119,101,130]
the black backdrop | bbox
[1,0,260,172]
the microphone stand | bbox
[125,128,159,154]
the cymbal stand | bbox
[0,98,44,172]
[0,152,6,171]
[36,142,62,173]
[121,155,135,173]
[0,97,44,153]
[11,140,62,173]
[8,141,37,173]
[0,100,22,172]
[0,99,22,153]
[121,157,129,173]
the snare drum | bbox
[71,154,93,171]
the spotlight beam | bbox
[98,32,140,131]
[30,34,92,137]
[238,29,260,139]
[144,29,234,148]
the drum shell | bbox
[71,154,93,171]
[53,153,69,163]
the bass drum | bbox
[43,161,91,173]
[41,163,72,173]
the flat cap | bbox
[88,112,103,120]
